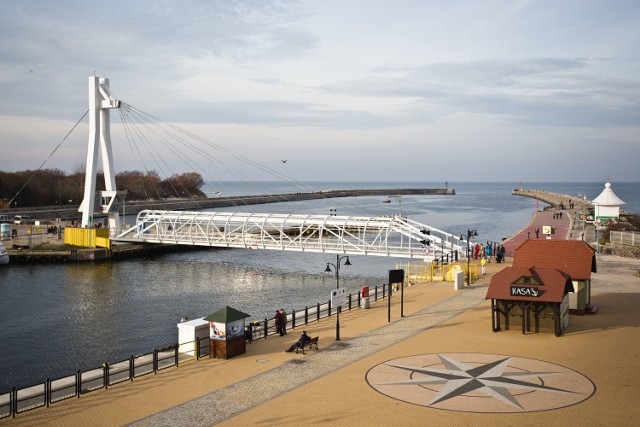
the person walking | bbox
[485,243,492,262]
[279,308,287,335]
[274,310,282,336]
[481,256,487,275]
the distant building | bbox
[592,182,625,223]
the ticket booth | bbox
[205,306,251,359]
[486,266,574,336]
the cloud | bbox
[0,1,639,181]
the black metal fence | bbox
[1,284,391,419]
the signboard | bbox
[578,214,595,223]
[542,225,555,235]
[389,269,405,284]
[331,287,347,309]
[510,286,540,297]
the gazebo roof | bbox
[592,182,625,206]
[486,266,573,303]
[204,306,251,323]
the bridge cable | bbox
[8,110,89,207]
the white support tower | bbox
[79,76,126,235]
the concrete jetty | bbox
[512,187,592,210]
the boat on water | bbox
[383,195,401,203]
[0,241,9,265]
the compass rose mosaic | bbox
[365,353,595,413]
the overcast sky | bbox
[1,0,639,183]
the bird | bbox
[281,159,287,163]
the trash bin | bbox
[361,286,370,309]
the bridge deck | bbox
[115,210,467,261]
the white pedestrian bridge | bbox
[114,210,467,261]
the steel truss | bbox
[115,210,466,260]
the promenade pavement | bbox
[4,214,640,426]
[501,208,572,258]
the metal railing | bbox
[1,284,396,419]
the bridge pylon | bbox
[79,76,126,236]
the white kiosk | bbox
[177,317,210,357]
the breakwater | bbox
[2,188,453,221]
[512,188,592,210]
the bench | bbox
[295,336,319,354]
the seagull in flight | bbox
[281,159,287,163]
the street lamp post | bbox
[461,229,478,286]
[325,254,351,341]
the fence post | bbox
[328,299,332,317]
[77,370,81,398]
[374,285,378,301]
[130,356,135,381]
[358,291,361,308]
[103,362,109,389]
[11,387,16,418]
[317,302,320,321]
[348,293,352,310]
[46,378,50,407]
[264,318,268,338]
[153,350,158,373]
[304,306,309,324]
[175,344,179,368]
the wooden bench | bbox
[295,336,319,354]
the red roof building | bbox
[513,240,597,314]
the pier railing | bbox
[0,284,395,419]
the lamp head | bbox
[324,264,331,273]
[344,257,352,266]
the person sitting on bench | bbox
[286,331,311,353]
